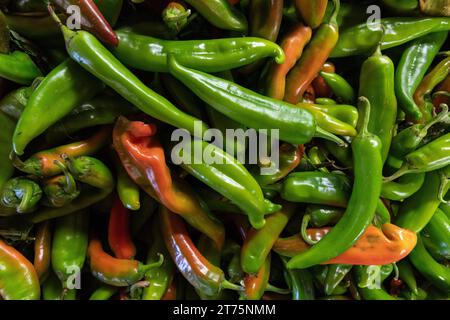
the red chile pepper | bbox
[108,196,136,260]
[33,221,52,283]
[50,0,118,46]
[294,0,329,29]
[312,62,336,98]
[273,224,417,265]
[284,0,340,104]
[160,206,241,297]
[264,24,312,100]
[112,116,225,249]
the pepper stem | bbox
[301,214,318,245]
[314,127,347,147]
[265,284,291,295]
[393,263,399,280]
[356,96,372,136]
[10,152,26,172]
[141,253,164,274]
[330,0,340,25]
[53,160,77,194]
[47,4,76,42]
[221,279,244,292]
[438,169,450,204]
[383,164,410,182]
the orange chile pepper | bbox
[273,224,417,265]
[284,0,340,104]
[432,75,450,108]
[264,24,312,100]
[12,126,110,177]
[88,236,162,287]
[33,221,52,283]
[312,62,336,98]
[112,116,225,249]
[160,206,240,296]
[294,0,329,29]
[108,196,136,260]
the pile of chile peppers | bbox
[0,0,450,301]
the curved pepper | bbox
[1,177,42,214]
[310,103,359,128]
[0,50,41,85]
[89,284,118,300]
[112,116,225,249]
[331,17,450,58]
[159,206,241,297]
[312,62,335,99]
[422,208,450,261]
[54,17,209,139]
[381,173,425,201]
[173,138,280,229]
[320,71,355,104]
[108,196,136,260]
[395,32,447,121]
[241,202,296,274]
[324,264,352,296]
[275,224,416,266]
[34,221,52,283]
[264,24,312,100]
[12,59,104,155]
[0,238,40,300]
[112,30,284,74]
[183,0,247,32]
[65,156,114,190]
[287,97,382,269]
[294,0,328,29]
[242,255,271,300]
[12,126,110,177]
[167,55,316,146]
[42,163,80,207]
[306,205,343,227]
[284,0,340,103]
[88,235,163,287]
[353,266,396,300]
[50,0,118,46]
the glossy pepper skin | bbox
[112,30,284,73]
[395,167,450,233]
[422,208,450,261]
[294,0,328,29]
[249,0,283,42]
[33,221,52,283]
[242,254,271,300]
[1,177,42,214]
[12,126,110,177]
[168,56,316,146]
[183,0,247,32]
[409,235,450,293]
[264,24,312,100]
[281,256,315,300]
[174,139,280,229]
[116,161,140,211]
[12,59,104,156]
[88,236,163,287]
[113,117,225,249]
[324,264,352,296]
[55,17,209,139]
[51,210,89,289]
[312,62,335,99]
[241,202,296,274]
[395,32,447,121]
[287,97,383,269]
[331,17,450,58]
[319,71,355,104]
[353,266,396,300]
[42,164,80,208]
[306,205,343,227]
[0,50,42,85]
[50,0,119,46]
[0,238,40,300]
[381,173,425,201]
[108,197,136,260]
[359,46,397,163]
[284,0,340,103]
[160,206,240,297]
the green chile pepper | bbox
[116,161,140,212]
[52,210,89,290]
[281,256,315,300]
[381,173,425,201]
[42,271,77,300]
[0,50,41,85]
[311,265,348,296]
[324,264,352,296]
[89,284,118,300]
[353,266,396,300]
[395,32,447,121]
[13,59,104,155]
[306,205,343,227]
[287,97,383,269]
[1,177,42,214]
[422,208,450,261]
[332,18,450,58]
[65,156,115,190]
[397,259,419,295]
[111,29,284,73]
[395,166,450,233]
[320,72,355,103]
[359,45,397,163]
[173,139,280,229]
[381,0,419,13]
[183,0,247,32]
[409,235,450,293]
[42,165,80,208]
[0,86,34,121]
[55,19,209,140]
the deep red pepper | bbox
[108,196,136,260]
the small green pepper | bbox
[1,177,42,214]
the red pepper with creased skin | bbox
[273,224,417,265]
[108,196,136,260]
[49,0,118,46]
[112,116,225,249]
[312,62,336,98]
[264,24,312,100]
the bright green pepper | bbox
[173,138,281,229]
[0,50,41,85]
[306,205,343,227]
[111,30,284,73]
[395,32,447,121]
[359,45,397,163]
[331,18,450,58]
[0,85,34,121]
[287,97,383,269]
[116,160,140,212]
[12,59,104,155]
[381,0,419,13]
[320,72,355,104]
[65,156,115,190]
[52,210,89,292]
[89,284,118,300]
[422,208,450,261]
[281,256,315,300]
[42,271,77,300]
[381,173,425,201]
[324,264,352,296]
[397,259,419,295]
[353,266,396,300]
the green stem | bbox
[315,127,347,147]
[221,279,244,292]
[301,214,318,245]
[265,284,290,295]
